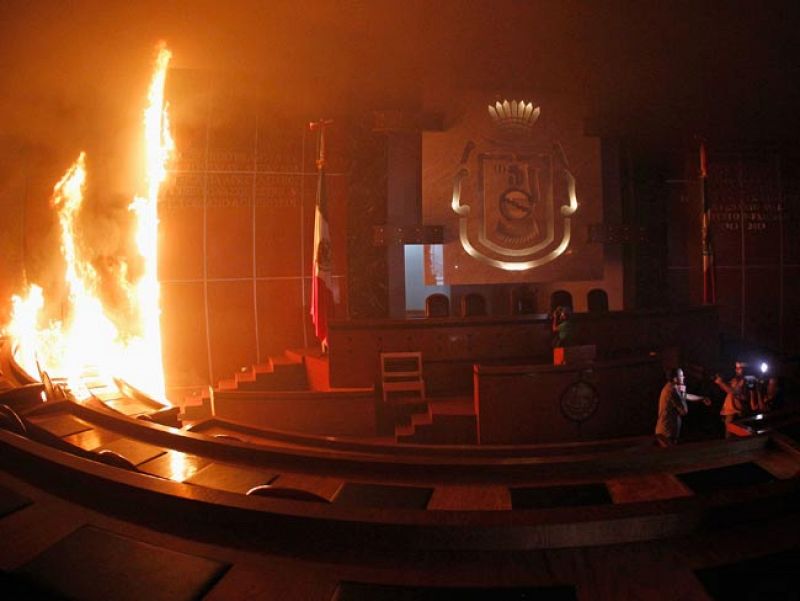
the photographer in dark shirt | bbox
[757,376,784,413]
[713,361,750,437]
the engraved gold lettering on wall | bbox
[711,201,783,232]
[171,149,207,172]
[159,173,301,209]
[254,174,301,209]
[207,173,253,207]
[710,157,783,233]
[160,173,204,208]
[206,149,255,172]
[169,129,304,174]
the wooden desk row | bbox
[4,397,799,515]
[4,464,798,601]
[2,393,800,600]
[328,306,719,391]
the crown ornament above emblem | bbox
[451,97,578,271]
[488,99,541,137]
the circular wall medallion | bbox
[559,380,600,423]
[498,188,534,221]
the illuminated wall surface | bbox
[158,70,348,395]
[423,92,603,285]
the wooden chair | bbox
[550,290,573,313]
[379,352,425,403]
[587,288,609,313]
[510,286,537,315]
[461,293,487,317]
[425,294,450,317]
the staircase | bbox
[181,351,309,420]
[217,354,308,392]
[394,396,477,444]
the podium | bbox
[474,355,662,444]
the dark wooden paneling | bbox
[329,307,719,390]
[696,150,798,353]
[212,394,376,438]
[475,357,663,444]
[346,121,389,319]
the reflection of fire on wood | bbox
[2,43,174,405]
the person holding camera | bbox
[713,361,749,437]
[757,376,784,413]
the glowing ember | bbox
[2,43,174,402]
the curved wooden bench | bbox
[2,448,797,600]
[2,387,800,601]
[24,398,772,485]
[189,415,659,458]
[9,396,796,523]
[1,427,798,553]
[25,398,775,479]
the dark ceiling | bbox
[1,0,799,158]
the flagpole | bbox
[310,119,333,169]
[309,119,333,353]
[699,141,716,305]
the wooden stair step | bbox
[225,355,308,392]
[397,404,478,444]
[429,397,475,416]
[217,379,237,391]
[395,407,434,443]
[410,410,433,428]
[394,423,416,438]
[182,403,211,420]
[271,354,303,366]
[182,392,207,408]
[235,368,257,384]
[284,347,325,362]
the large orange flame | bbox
[3,43,174,402]
[128,43,174,399]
